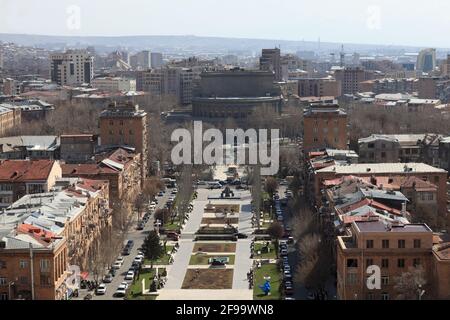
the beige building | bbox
[337,219,441,300]
[91,77,136,92]
[297,78,342,98]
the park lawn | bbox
[189,254,235,265]
[193,242,236,253]
[253,242,277,259]
[182,269,233,289]
[144,245,174,266]
[126,267,166,300]
[164,219,181,231]
[253,263,282,300]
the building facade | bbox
[50,50,94,86]
[303,103,348,151]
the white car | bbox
[96,284,107,295]
[115,256,124,264]
[112,262,122,270]
[124,270,135,280]
[133,256,143,264]
[150,201,157,206]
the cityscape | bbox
[0,0,449,306]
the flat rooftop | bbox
[354,220,432,233]
[317,162,447,174]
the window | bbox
[129,129,134,135]
[382,240,390,249]
[347,259,358,268]
[0,277,6,285]
[366,258,374,267]
[381,276,389,286]
[368,143,375,149]
[366,240,374,248]
[109,120,114,126]
[19,260,27,269]
[367,293,375,300]
[398,259,405,268]
[0,260,6,269]
[347,273,358,285]
[381,292,390,300]
[381,152,386,158]
[381,259,389,268]
[40,274,51,286]
[120,120,124,126]
[413,258,421,267]
[19,276,28,285]
[398,240,406,248]
[40,259,50,272]
[0,293,7,300]
[413,239,421,248]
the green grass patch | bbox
[126,268,166,300]
[144,245,174,266]
[253,264,282,300]
[189,254,235,265]
[253,242,277,259]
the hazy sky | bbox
[0,0,449,47]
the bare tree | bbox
[394,266,428,300]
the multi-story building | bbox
[91,77,136,92]
[358,134,443,164]
[303,103,348,151]
[0,226,68,300]
[418,76,450,102]
[0,136,59,160]
[150,52,163,69]
[0,159,62,207]
[192,69,282,121]
[61,147,141,201]
[50,50,94,86]
[99,102,147,183]
[60,134,99,164]
[260,48,282,81]
[337,220,435,300]
[360,78,418,94]
[0,105,21,137]
[297,78,342,97]
[313,163,448,218]
[416,48,436,73]
[2,78,21,96]
[136,67,197,104]
[358,135,401,163]
[333,67,365,94]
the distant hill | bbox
[0,33,446,54]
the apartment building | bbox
[60,134,99,164]
[260,48,282,81]
[91,77,136,92]
[50,50,94,86]
[333,67,366,94]
[99,102,147,184]
[0,227,68,300]
[0,159,62,208]
[297,78,342,97]
[303,103,348,151]
[337,220,435,300]
[61,147,141,201]
[0,105,21,137]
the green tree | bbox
[142,231,164,269]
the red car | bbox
[166,232,179,241]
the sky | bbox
[0,0,449,47]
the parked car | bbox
[103,273,113,283]
[136,222,144,230]
[122,247,131,256]
[95,284,107,295]
[126,240,134,248]
[125,271,135,281]
[166,232,179,241]
[158,191,164,197]
[236,233,248,239]
[114,283,127,298]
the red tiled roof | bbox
[339,198,404,216]
[77,178,108,192]
[62,163,116,176]
[0,160,56,182]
